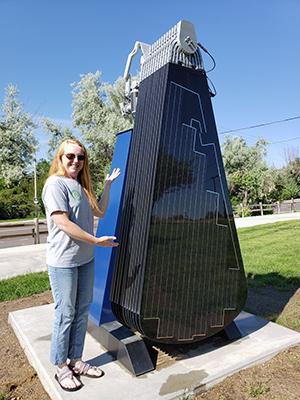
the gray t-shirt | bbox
[42,175,94,267]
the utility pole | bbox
[33,157,40,244]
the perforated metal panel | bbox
[110,63,247,343]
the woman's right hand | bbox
[95,236,119,247]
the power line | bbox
[219,115,300,135]
[269,136,300,145]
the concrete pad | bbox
[0,243,47,280]
[9,304,300,400]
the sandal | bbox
[70,360,104,378]
[55,365,82,392]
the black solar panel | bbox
[110,62,247,343]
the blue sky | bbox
[1,0,299,167]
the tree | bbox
[36,159,51,214]
[268,150,300,201]
[279,156,300,199]
[72,71,132,195]
[283,145,299,166]
[0,159,50,219]
[42,117,75,159]
[281,180,300,200]
[0,85,37,187]
[267,168,286,202]
[222,136,272,205]
[287,157,300,187]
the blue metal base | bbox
[89,129,132,326]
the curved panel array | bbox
[110,62,247,343]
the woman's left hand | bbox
[105,168,121,185]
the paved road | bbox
[0,233,47,249]
[0,219,97,249]
[1,225,48,236]
[0,223,48,249]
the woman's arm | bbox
[51,211,118,247]
[93,168,121,218]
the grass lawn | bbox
[0,272,50,302]
[0,220,299,303]
[238,220,300,289]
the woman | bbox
[42,138,120,391]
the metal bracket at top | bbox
[121,20,203,117]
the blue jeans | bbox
[48,260,94,365]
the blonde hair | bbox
[48,138,100,212]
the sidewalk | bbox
[0,243,47,280]
[235,211,300,228]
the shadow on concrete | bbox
[86,352,115,367]
[143,312,270,370]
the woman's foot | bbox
[69,360,104,378]
[55,365,82,391]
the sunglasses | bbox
[64,153,85,161]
